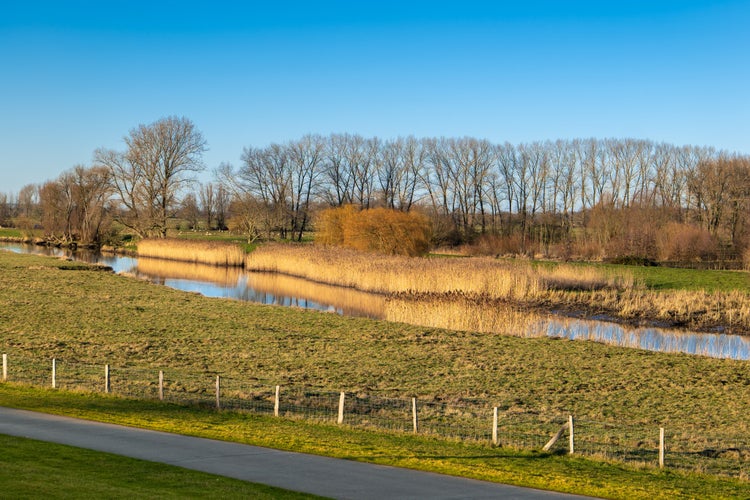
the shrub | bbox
[656,223,718,262]
[316,206,432,256]
[462,233,524,257]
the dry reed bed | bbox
[138,238,245,266]
[384,295,543,335]
[246,244,631,300]
[248,244,750,333]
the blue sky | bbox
[1,1,748,194]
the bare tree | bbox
[287,134,324,240]
[37,165,112,245]
[95,116,207,238]
[0,193,10,226]
[180,192,200,230]
[199,183,216,229]
[17,184,38,219]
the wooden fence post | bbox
[2,354,6,381]
[492,407,498,445]
[568,415,575,454]
[543,421,569,452]
[158,370,164,401]
[412,397,419,434]
[105,364,110,393]
[274,385,280,417]
[659,427,665,468]
[52,358,56,389]
[215,375,221,410]
[337,392,345,424]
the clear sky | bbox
[1,1,748,194]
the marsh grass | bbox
[246,244,633,298]
[247,244,750,333]
[138,238,246,266]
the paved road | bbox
[0,407,593,499]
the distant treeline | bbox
[2,118,749,263]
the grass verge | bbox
[0,384,747,500]
[0,430,319,499]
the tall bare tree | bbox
[95,116,207,238]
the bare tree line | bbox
[218,134,749,259]
[3,121,749,261]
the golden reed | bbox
[247,244,750,333]
[246,244,632,300]
[138,238,246,267]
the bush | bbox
[316,206,432,256]
[608,255,659,266]
[656,223,718,261]
[462,233,524,257]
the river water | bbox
[4,242,749,361]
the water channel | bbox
[3,242,749,361]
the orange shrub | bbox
[316,206,432,256]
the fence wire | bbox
[1,353,747,479]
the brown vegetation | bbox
[247,244,631,299]
[317,205,432,256]
[138,238,245,266]
[247,244,750,334]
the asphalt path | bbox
[0,407,594,499]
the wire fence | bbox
[2,352,748,480]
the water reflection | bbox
[2,242,748,360]
[531,318,750,361]
[0,242,380,318]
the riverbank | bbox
[1,250,748,439]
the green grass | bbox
[0,384,747,500]
[532,259,750,293]
[624,265,750,292]
[173,230,257,252]
[0,227,28,239]
[0,431,320,499]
